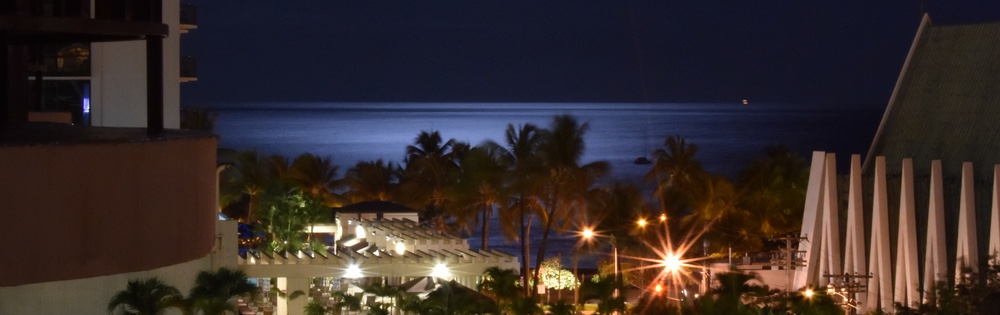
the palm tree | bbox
[304,301,329,315]
[400,130,459,220]
[531,115,609,296]
[487,123,545,296]
[188,267,258,315]
[343,159,401,203]
[645,135,707,241]
[289,153,346,207]
[107,277,184,315]
[736,146,808,237]
[224,150,272,222]
[331,291,362,315]
[454,145,509,249]
[478,266,521,311]
[363,281,403,315]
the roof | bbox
[864,15,1000,180]
[333,200,416,214]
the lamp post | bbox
[581,228,621,311]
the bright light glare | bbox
[637,218,647,228]
[431,263,451,278]
[581,228,594,239]
[804,288,815,298]
[664,254,682,273]
[659,213,667,222]
[654,284,663,293]
[395,241,406,255]
[355,225,365,238]
[345,264,362,279]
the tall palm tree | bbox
[224,149,272,222]
[188,267,258,315]
[645,135,707,240]
[400,130,460,222]
[343,159,401,203]
[107,277,184,315]
[454,145,509,248]
[487,123,545,296]
[736,146,808,237]
[531,115,609,296]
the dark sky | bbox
[181,1,1000,107]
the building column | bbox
[956,162,979,283]
[866,156,894,313]
[895,159,920,307]
[277,277,309,315]
[923,160,947,301]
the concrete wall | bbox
[0,255,212,315]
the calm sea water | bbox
[212,102,883,267]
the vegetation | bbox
[219,114,810,303]
[108,268,256,315]
[107,277,184,315]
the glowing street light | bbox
[654,283,663,294]
[659,213,667,222]
[663,253,682,274]
[804,288,815,298]
[580,228,621,303]
[637,218,647,228]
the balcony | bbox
[0,0,167,44]
[180,3,197,33]
[181,56,197,82]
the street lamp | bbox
[581,228,621,303]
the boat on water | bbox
[634,156,652,165]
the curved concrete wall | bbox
[0,134,217,286]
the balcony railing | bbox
[180,56,197,82]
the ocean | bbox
[211,102,883,267]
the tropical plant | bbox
[305,301,329,315]
[454,144,510,249]
[423,279,498,315]
[107,277,184,315]
[579,275,624,315]
[363,281,402,315]
[188,267,258,315]
[487,123,545,296]
[400,130,460,221]
[331,291,362,315]
[539,257,578,292]
[645,135,708,240]
[288,153,346,208]
[479,266,522,312]
[343,159,401,203]
[531,115,609,296]
[736,146,808,237]
[545,300,575,315]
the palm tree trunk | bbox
[531,193,558,297]
[519,203,531,297]
[481,203,491,250]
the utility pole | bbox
[769,234,807,295]
[823,272,872,314]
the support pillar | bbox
[991,166,1000,259]
[817,153,842,286]
[794,151,827,289]
[895,159,920,308]
[866,157,893,314]
[844,154,867,309]
[923,160,947,301]
[956,162,979,282]
[277,277,309,315]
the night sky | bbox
[181,1,1000,107]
